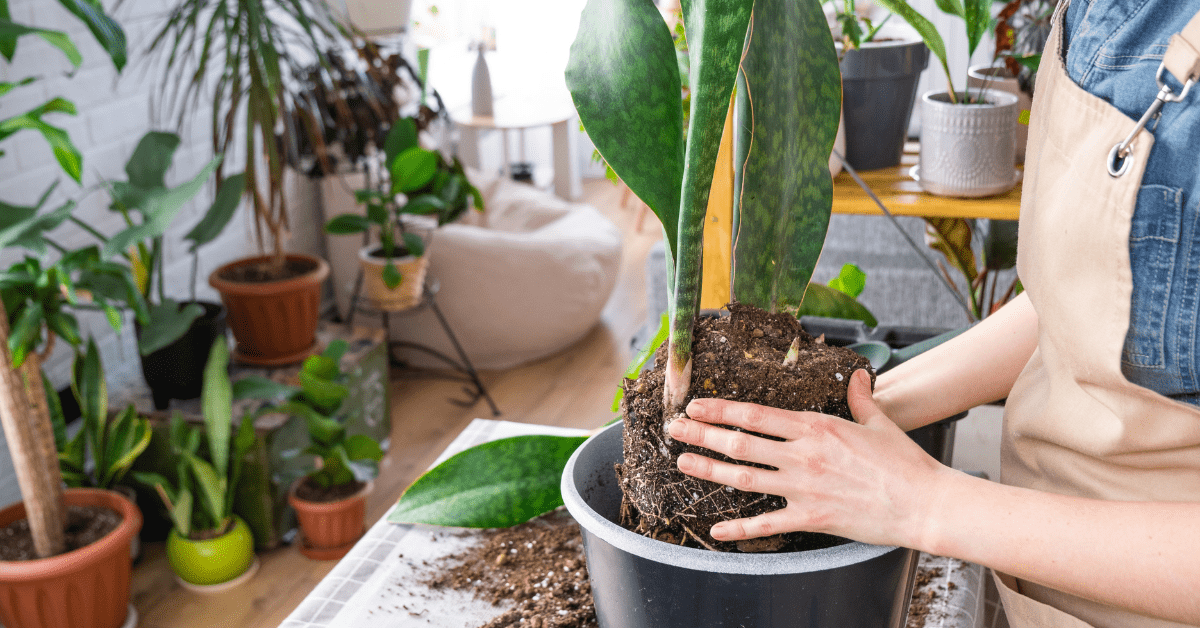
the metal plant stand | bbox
[347,276,500,416]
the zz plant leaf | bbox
[390,435,588,528]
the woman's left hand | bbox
[668,369,952,550]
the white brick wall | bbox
[0,0,326,507]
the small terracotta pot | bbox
[0,488,142,628]
[209,253,330,366]
[359,246,428,311]
[288,480,371,560]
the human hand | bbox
[667,369,950,550]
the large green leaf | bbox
[54,0,126,71]
[232,375,296,401]
[732,0,841,316]
[383,118,418,166]
[0,20,81,66]
[0,98,81,181]
[798,282,878,327]
[962,0,990,58]
[828,263,867,299]
[99,405,151,488]
[873,0,953,94]
[102,156,221,258]
[390,147,437,193]
[343,434,383,463]
[567,0,683,258]
[138,299,204,355]
[184,173,245,252]
[0,185,72,253]
[123,131,180,190]
[202,337,232,480]
[390,435,588,528]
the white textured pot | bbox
[967,65,1032,162]
[916,89,1020,198]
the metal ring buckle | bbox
[1108,142,1132,178]
[1156,63,1196,103]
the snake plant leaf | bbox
[390,435,588,528]
[731,0,841,316]
[184,452,227,526]
[797,282,878,327]
[566,0,683,258]
[202,337,232,480]
[54,0,126,71]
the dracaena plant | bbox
[323,117,483,289]
[388,0,843,529]
[871,0,992,103]
[133,339,257,538]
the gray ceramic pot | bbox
[916,89,1020,198]
[840,39,929,171]
[562,421,918,628]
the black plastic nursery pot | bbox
[562,421,920,628]
[138,301,227,410]
[840,39,930,171]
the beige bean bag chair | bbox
[384,173,623,370]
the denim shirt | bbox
[1064,1,1200,404]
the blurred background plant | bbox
[992,0,1056,97]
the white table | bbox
[279,419,987,628]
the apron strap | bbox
[1163,11,1200,87]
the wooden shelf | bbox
[833,142,1022,221]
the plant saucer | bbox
[175,557,260,594]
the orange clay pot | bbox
[288,480,371,561]
[0,488,142,628]
[209,254,330,366]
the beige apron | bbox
[997,4,1200,628]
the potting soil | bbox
[295,477,366,503]
[0,505,121,561]
[420,509,597,628]
[618,303,873,552]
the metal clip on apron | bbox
[995,5,1200,628]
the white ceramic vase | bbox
[916,89,1020,198]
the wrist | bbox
[908,464,968,556]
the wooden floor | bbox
[128,179,662,628]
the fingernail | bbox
[710,523,728,540]
[855,369,871,386]
[677,453,695,472]
[668,417,688,438]
[686,399,707,418]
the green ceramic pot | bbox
[166,516,256,586]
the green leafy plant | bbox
[236,340,384,489]
[323,117,483,289]
[872,0,992,103]
[52,339,151,490]
[66,131,245,356]
[391,0,843,529]
[133,339,257,538]
[993,0,1055,96]
[834,0,893,49]
[924,218,1020,321]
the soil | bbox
[420,510,597,628]
[617,303,873,552]
[0,505,122,561]
[218,256,318,283]
[906,565,948,628]
[295,477,365,503]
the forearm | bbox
[875,292,1039,431]
[921,469,1200,625]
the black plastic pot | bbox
[840,39,929,171]
[138,301,227,410]
[562,422,919,628]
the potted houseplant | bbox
[967,0,1056,162]
[0,6,144,627]
[874,0,1022,197]
[149,0,340,366]
[71,131,244,409]
[393,0,934,625]
[323,116,483,311]
[833,0,930,171]
[132,339,260,590]
[252,339,386,559]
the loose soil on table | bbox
[0,505,122,561]
[618,303,873,553]
[907,565,949,628]
[217,257,318,283]
[420,510,596,628]
[294,477,365,503]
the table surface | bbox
[833,142,1023,221]
[279,419,987,628]
[450,93,576,130]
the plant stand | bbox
[347,277,500,417]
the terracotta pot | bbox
[209,254,330,366]
[288,480,371,560]
[358,246,428,311]
[0,488,142,628]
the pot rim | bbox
[561,421,901,576]
[358,246,419,265]
[208,253,330,295]
[836,36,925,51]
[169,514,251,546]
[921,88,1020,109]
[967,63,1019,81]
[0,488,142,580]
[288,478,373,513]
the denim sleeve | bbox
[1063,0,1200,403]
